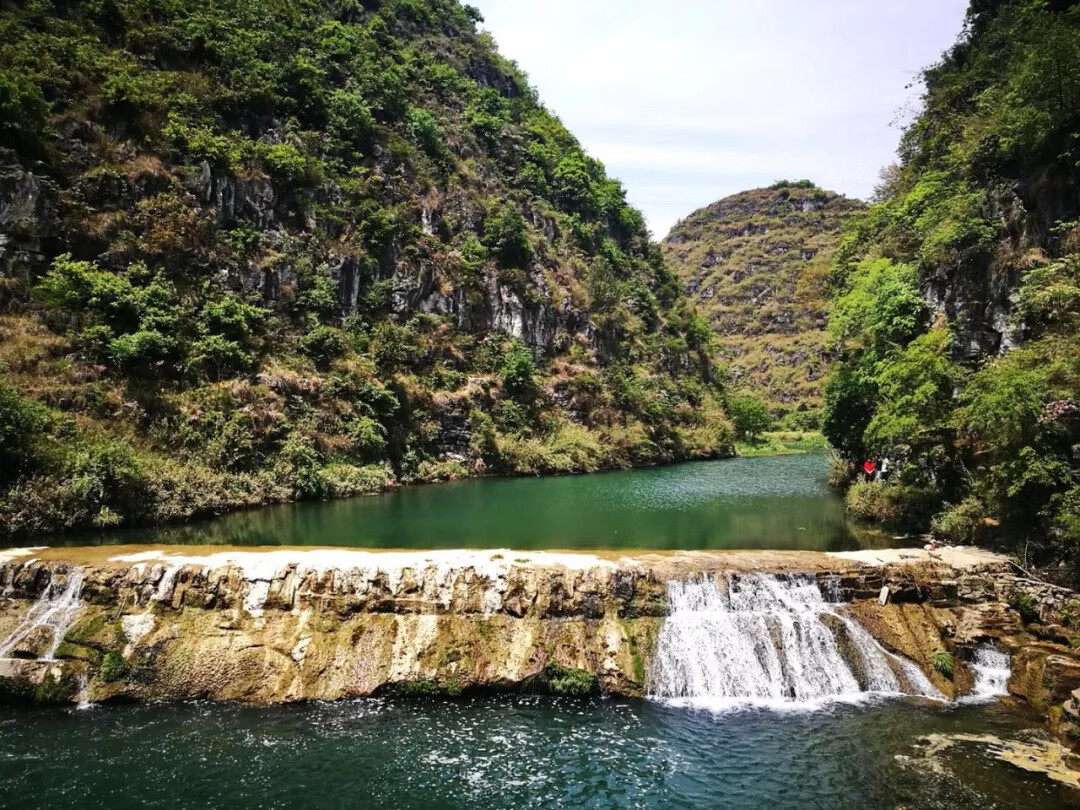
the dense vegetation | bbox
[824,0,1080,570]
[663,184,863,429]
[0,0,733,537]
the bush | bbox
[0,382,51,485]
[1009,591,1039,624]
[500,342,535,398]
[318,462,393,499]
[100,651,128,683]
[931,498,991,546]
[845,481,940,530]
[541,663,598,696]
[301,326,349,369]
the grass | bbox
[736,431,828,457]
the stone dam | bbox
[1,544,1079,746]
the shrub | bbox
[0,70,48,148]
[301,326,349,369]
[370,321,419,372]
[100,651,128,683]
[500,342,535,398]
[546,423,603,473]
[482,207,532,269]
[0,382,51,485]
[348,416,388,460]
[541,663,598,696]
[318,462,393,499]
[931,498,991,546]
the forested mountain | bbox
[663,183,863,428]
[825,0,1080,567]
[0,0,732,537]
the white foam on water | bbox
[960,645,1011,703]
[648,574,945,711]
[0,567,85,661]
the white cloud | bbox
[475,0,969,237]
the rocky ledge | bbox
[0,545,1077,739]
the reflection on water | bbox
[35,455,870,552]
[0,696,1073,809]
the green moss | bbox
[542,663,599,696]
[0,675,36,705]
[0,672,77,706]
[61,611,107,645]
[100,651,128,683]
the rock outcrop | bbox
[1,544,1066,717]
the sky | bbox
[474,0,970,238]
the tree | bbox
[728,395,772,442]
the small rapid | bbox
[961,645,1011,703]
[648,573,943,710]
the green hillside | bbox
[0,0,732,537]
[824,0,1080,567]
[662,182,863,428]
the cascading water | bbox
[0,567,85,661]
[961,644,1011,703]
[649,573,943,709]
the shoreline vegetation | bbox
[735,430,828,458]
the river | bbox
[0,697,1074,809]
[36,455,859,551]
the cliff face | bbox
[0,1,732,539]
[0,545,1059,710]
[662,184,863,425]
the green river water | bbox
[0,697,1075,809]
[39,454,858,551]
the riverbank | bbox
[736,431,829,458]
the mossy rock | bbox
[0,673,77,706]
[53,641,103,664]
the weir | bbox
[0,545,1054,711]
[649,574,941,708]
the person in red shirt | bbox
[863,458,876,482]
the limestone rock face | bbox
[0,546,1061,716]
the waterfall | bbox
[75,671,93,711]
[0,568,85,661]
[961,645,1011,703]
[649,574,943,710]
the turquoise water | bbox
[38,455,858,551]
[0,696,1072,809]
